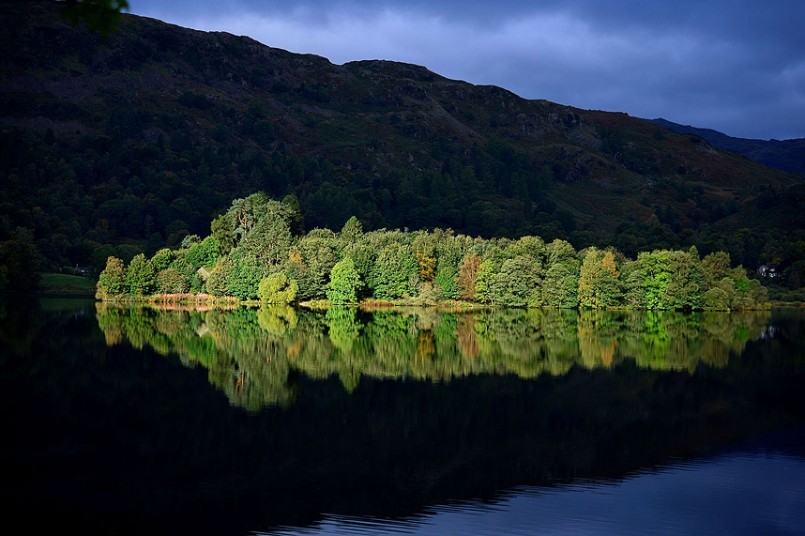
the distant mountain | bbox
[647,118,805,174]
[1,1,802,272]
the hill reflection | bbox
[96,305,772,411]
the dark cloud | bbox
[131,0,805,140]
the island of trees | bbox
[95,193,769,311]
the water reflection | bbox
[3,300,804,535]
[95,304,773,411]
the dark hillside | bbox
[1,1,802,273]
[647,118,805,174]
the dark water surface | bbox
[1,300,803,535]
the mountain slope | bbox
[647,118,805,174]
[1,1,802,272]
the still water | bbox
[1,300,803,535]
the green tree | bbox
[155,267,190,294]
[664,247,706,310]
[291,229,340,300]
[339,216,363,244]
[96,255,126,299]
[327,257,363,304]
[124,253,155,295]
[703,286,731,311]
[237,214,292,270]
[210,214,236,255]
[257,273,298,304]
[226,253,267,300]
[489,255,542,306]
[367,243,419,300]
[205,257,233,296]
[474,259,496,304]
[542,241,580,308]
[150,248,175,272]
[702,251,732,288]
[185,236,220,269]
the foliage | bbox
[185,236,220,270]
[257,273,298,304]
[327,258,362,304]
[96,255,126,298]
[226,254,266,300]
[0,228,43,292]
[457,253,482,301]
[488,255,543,307]
[92,193,773,310]
[205,257,233,296]
[156,267,190,294]
[124,253,155,295]
[578,248,621,309]
[367,244,419,300]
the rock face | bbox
[0,1,802,269]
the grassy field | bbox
[39,273,96,295]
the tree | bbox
[257,273,298,304]
[155,268,190,294]
[96,255,126,299]
[150,248,175,272]
[185,236,220,269]
[474,259,496,304]
[339,216,363,244]
[702,251,732,288]
[0,228,43,292]
[664,247,706,310]
[488,255,542,306]
[236,213,292,271]
[124,253,155,295]
[292,229,339,300]
[62,0,130,35]
[210,214,236,255]
[327,258,363,304]
[367,244,419,300]
[542,240,579,308]
[578,248,621,309]
[457,253,481,301]
[205,257,233,296]
[703,286,731,311]
[226,253,267,300]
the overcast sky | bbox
[129,0,805,141]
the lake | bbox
[1,299,803,535]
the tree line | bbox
[95,193,770,311]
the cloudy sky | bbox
[129,0,805,140]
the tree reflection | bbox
[95,304,772,411]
